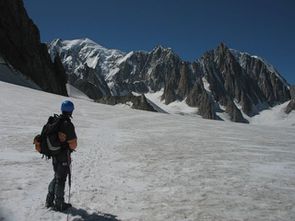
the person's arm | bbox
[59,120,77,150]
[68,138,77,150]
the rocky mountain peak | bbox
[49,39,291,123]
[151,45,177,59]
[0,0,67,95]
[152,45,170,52]
[50,38,63,47]
[217,42,229,51]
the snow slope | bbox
[250,101,295,127]
[66,83,92,102]
[0,81,295,221]
[145,90,295,127]
[0,56,40,90]
[145,90,200,116]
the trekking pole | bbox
[67,166,71,221]
[67,149,72,221]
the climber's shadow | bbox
[65,207,121,221]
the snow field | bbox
[0,81,295,221]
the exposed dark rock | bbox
[285,100,295,114]
[132,94,157,112]
[0,0,67,95]
[98,94,157,112]
[285,86,295,114]
[177,62,194,98]
[186,81,217,120]
[240,91,253,116]
[290,85,295,100]
[200,43,290,118]
[50,40,291,122]
[69,64,111,100]
[201,44,257,116]
[225,98,249,123]
[69,75,104,100]
[236,51,290,105]
[162,76,177,105]
[0,55,41,89]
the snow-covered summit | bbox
[48,39,291,123]
[48,38,126,78]
[150,45,179,59]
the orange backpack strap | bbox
[33,134,41,153]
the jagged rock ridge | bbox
[285,86,295,114]
[49,39,291,123]
[98,93,157,112]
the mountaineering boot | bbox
[45,200,54,208]
[45,178,56,208]
[53,202,72,211]
[45,192,54,208]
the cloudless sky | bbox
[24,0,295,84]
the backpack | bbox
[37,114,65,158]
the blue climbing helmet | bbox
[61,100,74,113]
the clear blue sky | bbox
[24,0,295,84]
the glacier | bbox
[0,81,294,220]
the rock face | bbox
[49,38,120,99]
[68,64,111,100]
[285,100,295,114]
[285,86,295,114]
[49,39,291,123]
[98,94,157,112]
[0,0,67,95]
[290,86,295,100]
[199,43,289,121]
[186,80,217,120]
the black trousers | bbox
[46,157,70,205]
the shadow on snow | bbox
[65,207,121,221]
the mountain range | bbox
[0,0,294,123]
[48,38,291,123]
[1,1,295,220]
